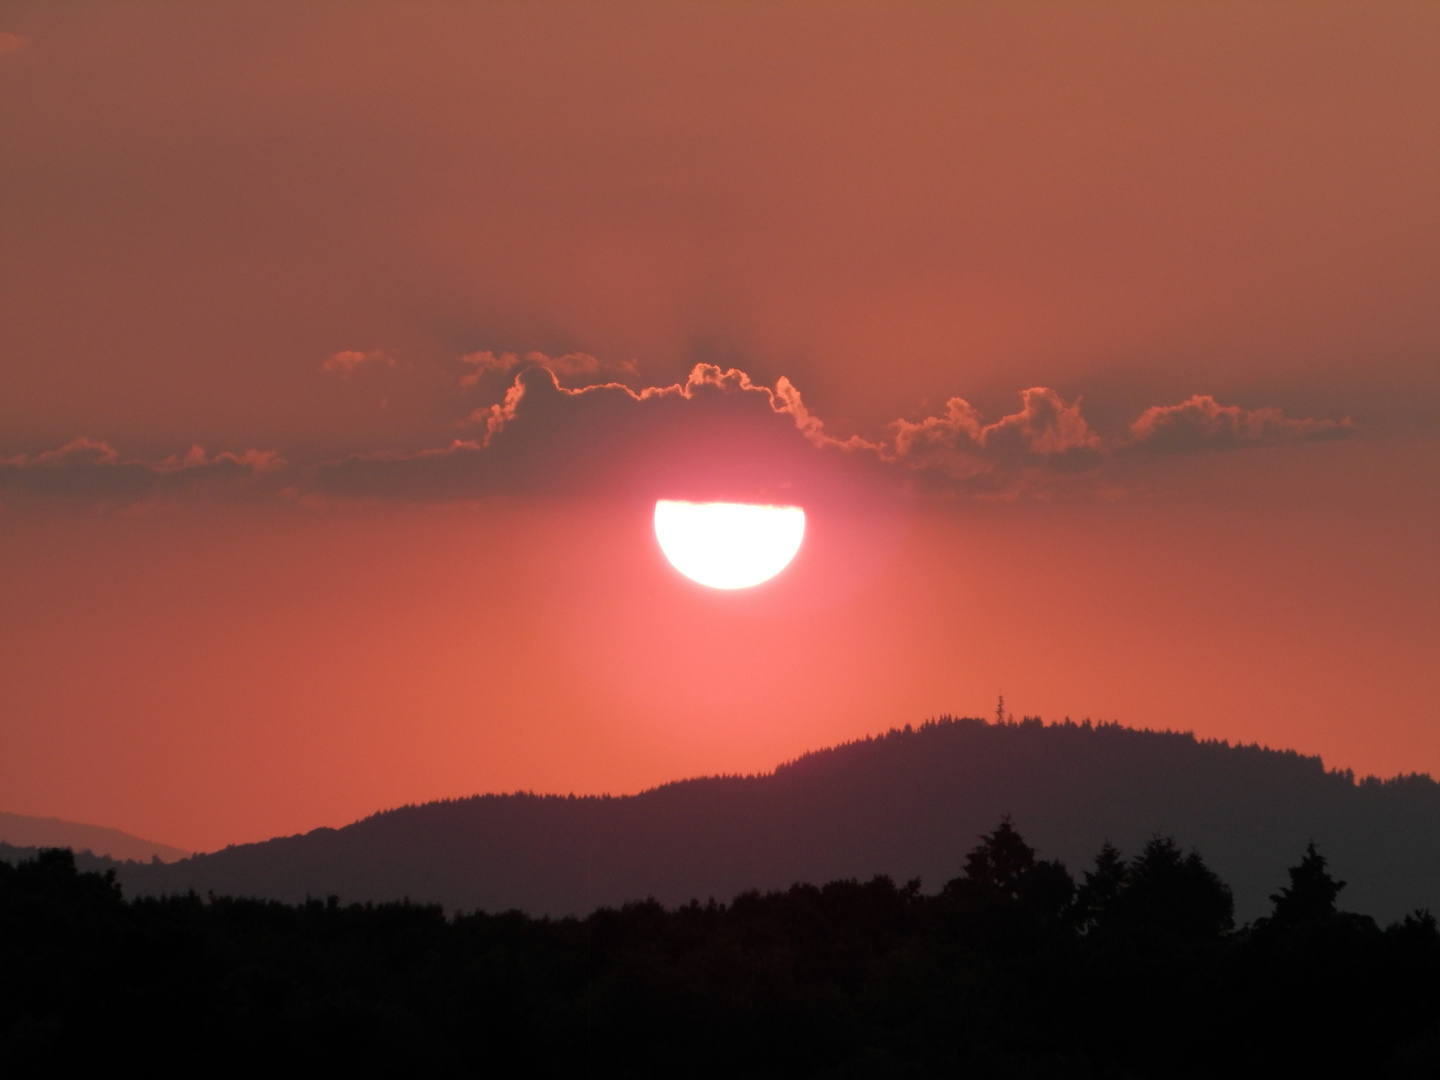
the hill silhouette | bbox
[73,717,1440,922]
[0,810,189,863]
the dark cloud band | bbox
[0,439,283,499]
[2,366,1351,504]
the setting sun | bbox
[653,500,806,590]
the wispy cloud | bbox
[9,361,1352,506]
[884,388,1104,482]
[1127,395,1353,453]
[311,359,1353,502]
[320,363,836,503]
[0,438,284,499]
[458,350,639,388]
[321,349,394,376]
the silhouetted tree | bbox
[1113,836,1234,942]
[10,833,1440,1075]
[963,815,1035,897]
[1017,857,1076,922]
[948,817,1074,924]
[1074,841,1128,933]
[1269,842,1346,926]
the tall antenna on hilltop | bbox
[995,694,1015,725]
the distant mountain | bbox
[0,811,189,863]
[42,718,1440,922]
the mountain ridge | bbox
[0,810,190,864]
[13,717,1440,922]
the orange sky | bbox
[1,3,1437,852]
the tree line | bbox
[3,820,1439,1077]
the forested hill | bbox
[76,718,1440,921]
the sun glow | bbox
[653,500,806,590]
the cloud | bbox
[0,438,284,499]
[473,363,817,445]
[886,387,1103,482]
[5,363,1353,506]
[318,363,855,503]
[308,359,1357,502]
[458,350,639,388]
[878,388,1352,494]
[321,349,394,375]
[1127,395,1353,453]
[0,33,29,56]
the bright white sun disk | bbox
[654,500,805,589]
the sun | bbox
[653,500,806,590]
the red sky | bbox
[1,3,1437,852]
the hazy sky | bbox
[2,3,1437,851]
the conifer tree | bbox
[1269,842,1346,925]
